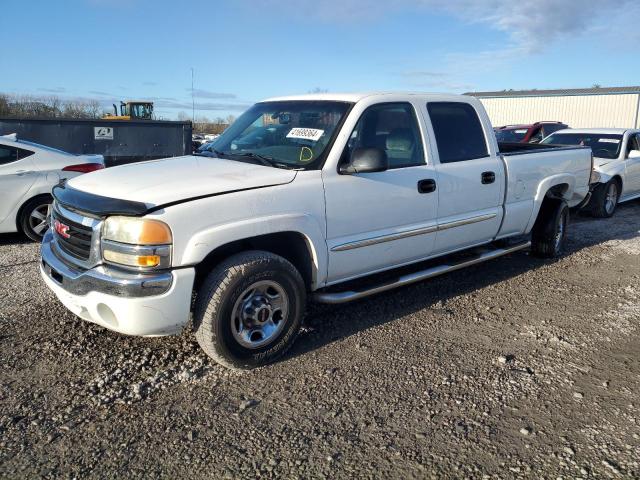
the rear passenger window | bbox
[18,148,35,159]
[427,102,488,163]
[0,146,19,165]
[345,103,425,169]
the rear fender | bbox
[524,174,575,233]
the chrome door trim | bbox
[331,213,497,252]
[331,224,438,252]
[436,213,497,232]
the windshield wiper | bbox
[218,151,296,170]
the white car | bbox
[40,93,592,369]
[0,134,104,241]
[542,128,640,217]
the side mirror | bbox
[340,148,388,174]
[628,150,640,159]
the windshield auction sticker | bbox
[599,138,620,144]
[287,128,324,142]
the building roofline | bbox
[466,86,640,99]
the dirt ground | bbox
[1,202,639,479]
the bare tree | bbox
[0,93,106,119]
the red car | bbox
[494,121,569,143]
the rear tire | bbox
[193,250,306,370]
[590,179,619,218]
[531,199,569,258]
[19,195,52,242]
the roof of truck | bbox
[261,92,464,103]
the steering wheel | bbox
[593,149,610,157]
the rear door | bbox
[423,101,504,254]
[0,145,37,224]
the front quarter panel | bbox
[156,171,329,288]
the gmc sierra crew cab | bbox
[40,93,594,369]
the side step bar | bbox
[313,241,531,304]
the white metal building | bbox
[467,86,640,129]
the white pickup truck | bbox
[40,93,593,369]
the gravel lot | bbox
[1,203,639,478]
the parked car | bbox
[494,121,569,143]
[40,93,593,369]
[192,134,206,152]
[0,134,104,241]
[541,128,640,217]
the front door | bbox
[624,133,640,197]
[424,101,504,254]
[323,102,439,283]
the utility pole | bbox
[191,67,195,122]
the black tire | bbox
[531,199,569,258]
[193,250,306,370]
[590,179,619,218]
[19,195,52,242]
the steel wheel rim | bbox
[28,203,51,237]
[231,280,289,349]
[604,183,617,215]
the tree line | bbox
[177,112,236,134]
[0,93,102,119]
[0,93,237,132]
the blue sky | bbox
[2,0,639,119]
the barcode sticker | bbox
[287,128,324,142]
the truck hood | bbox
[67,155,297,208]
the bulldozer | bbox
[103,101,154,120]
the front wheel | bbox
[591,179,619,218]
[531,199,569,258]
[19,195,52,242]
[193,251,306,370]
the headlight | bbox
[590,170,601,184]
[101,217,172,269]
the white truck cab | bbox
[542,128,640,217]
[40,93,593,369]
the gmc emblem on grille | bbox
[54,219,71,239]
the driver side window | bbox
[627,134,640,156]
[344,103,425,169]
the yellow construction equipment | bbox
[103,101,154,120]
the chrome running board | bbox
[313,241,531,304]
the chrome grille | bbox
[50,203,102,268]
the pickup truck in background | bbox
[542,128,640,217]
[40,93,593,369]
[494,121,569,143]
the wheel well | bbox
[611,175,623,193]
[193,231,314,292]
[545,183,569,200]
[15,193,53,231]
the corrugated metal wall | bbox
[478,94,640,129]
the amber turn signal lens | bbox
[136,255,161,267]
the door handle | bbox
[481,171,496,184]
[417,179,436,194]
[15,170,35,176]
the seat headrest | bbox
[386,128,414,152]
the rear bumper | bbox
[40,230,195,336]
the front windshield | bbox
[542,133,622,159]
[495,128,528,142]
[212,101,352,169]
